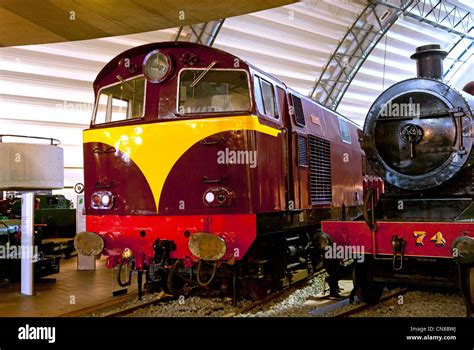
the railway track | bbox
[103,279,321,317]
[58,291,173,317]
[223,287,290,317]
[61,269,328,317]
[224,269,329,317]
[103,292,175,317]
[328,288,410,317]
[62,284,464,318]
[59,292,139,317]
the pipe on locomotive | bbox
[410,44,448,80]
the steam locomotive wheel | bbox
[353,261,384,305]
[468,267,474,316]
[457,265,474,317]
[248,279,273,301]
[357,282,384,305]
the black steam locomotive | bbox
[322,44,474,315]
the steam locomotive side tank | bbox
[322,45,474,315]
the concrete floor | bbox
[0,256,137,317]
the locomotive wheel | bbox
[164,260,195,296]
[469,267,474,304]
[458,265,474,317]
[466,266,474,317]
[353,261,384,305]
[248,279,273,301]
[356,282,384,305]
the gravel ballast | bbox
[86,277,467,318]
[238,273,327,317]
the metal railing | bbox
[0,134,61,146]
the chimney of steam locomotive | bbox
[410,44,448,80]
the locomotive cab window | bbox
[291,95,306,126]
[253,75,278,119]
[46,197,59,206]
[253,75,265,115]
[178,69,251,114]
[94,76,145,124]
[338,117,351,144]
[262,79,278,119]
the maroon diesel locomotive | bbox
[74,42,365,299]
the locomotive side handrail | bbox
[0,134,61,146]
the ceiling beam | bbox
[0,0,296,47]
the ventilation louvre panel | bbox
[308,135,332,204]
[297,135,308,166]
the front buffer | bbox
[75,213,256,298]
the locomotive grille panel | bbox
[308,135,332,203]
[297,135,308,166]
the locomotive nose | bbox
[74,231,104,256]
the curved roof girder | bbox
[311,0,473,110]
[175,19,226,46]
[310,0,414,110]
[379,0,473,40]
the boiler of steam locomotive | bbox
[363,45,474,194]
[322,45,474,315]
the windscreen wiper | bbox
[116,74,136,93]
[190,61,217,88]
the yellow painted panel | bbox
[84,115,280,211]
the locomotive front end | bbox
[322,45,474,313]
[364,45,474,193]
[75,42,282,297]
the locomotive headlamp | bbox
[101,194,111,206]
[91,191,114,209]
[203,188,235,207]
[204,191,215,204]
[143,50,172,83]
[92,194,101,206]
